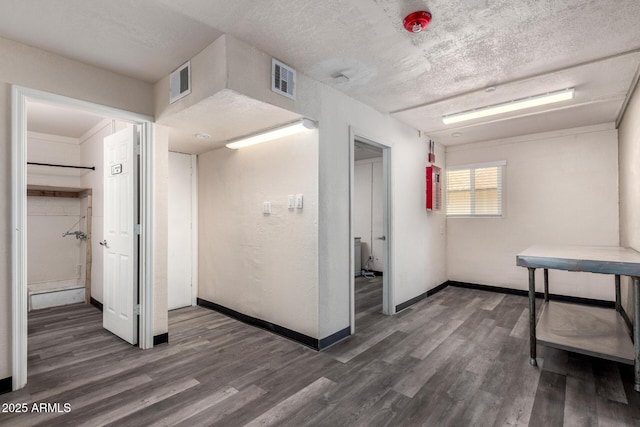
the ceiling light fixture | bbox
[225,118,317,150]
[442,88,575,125]
[452,132,462,137]
[195,133,211,140]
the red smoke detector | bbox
[403,11,432,33]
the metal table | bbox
[516,245,640,392]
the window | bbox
[446,161,505,217]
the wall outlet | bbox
[295,194,303,209]
[263,201,272,214]
[288,195,295,210]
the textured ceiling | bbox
[0,0,221,82]
[3,0,640,149]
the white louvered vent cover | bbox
[169,61,191,104]
[272,58,296,100]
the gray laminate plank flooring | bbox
[1,279,639,426]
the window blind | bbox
[446,162,504,217]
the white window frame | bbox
[446,160,506,218]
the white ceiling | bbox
[4,0,640,149]
[27,100,107,138]
[355,140,383,161]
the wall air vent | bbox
[169,61,191,104]
[272,58,296,100]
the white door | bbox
[102,126,138,345]
[168,152,193,310]
[371,160,384,272]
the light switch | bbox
[288,195,295,210]
[263,201,271,214]
[295,194,303,209]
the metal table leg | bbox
[529,267,537,366]
[615,275,621,312]
[544,269,549,302]
[634,277,640,392]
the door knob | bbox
[377,236,386,240]
[99,240,109,248]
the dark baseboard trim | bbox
[395,280,617,313]
[197,298,320,350]
[0,377,11,395]
[90,297,103,312]
[448,281,616,308]
[319,326,350,350]
[153,333,169,346]
[427,282,450,297]
[395,281,449,312]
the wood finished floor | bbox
[1,277,639,426]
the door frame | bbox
[11,86,155,391]
[349,128,393,334]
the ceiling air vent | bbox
[169,61,191,104]
[272,58,296,100]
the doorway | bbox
[11,86,155,391]
[349,132,393,334]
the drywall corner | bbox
[152,124,169,336]
[154,34,228,122]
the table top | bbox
[516,244,640,276]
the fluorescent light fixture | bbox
[225,118,317,149]
[442,88,574,125]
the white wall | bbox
[168,152,194,310]
[316,88,448,335]
[0,35,156,381]
[166,34,448,340]
[446,124,620,301]
[223,35,447,336]
[153,125,169,336]
[354,158,383,271]
[618,81,640,318]
[198,130,319,338]
[155,35,228,122]
[27,196,83,284]
[27,132,83,188]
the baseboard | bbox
[0,377,11,395]
[90,297,103,312]
[395,281,449,312]
[448,281,616,308]
[153,333,169,346]
[319,326,350,350]
[197,298,320,350]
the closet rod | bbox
[27,162,95,171]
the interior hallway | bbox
[1,285,639,426]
